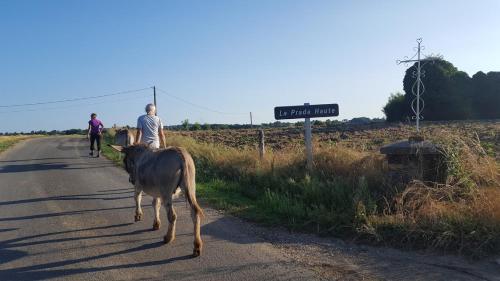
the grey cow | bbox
[110,144,203,257]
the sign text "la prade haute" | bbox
[274,104,339,120]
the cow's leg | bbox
[191,205,203,257]
[163,199,177,244]
[134,190,143,222]
[152,197,161,230]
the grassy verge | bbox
[102,129,500,258]
[101,133,123,165]
[0,135,42,154]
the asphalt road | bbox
[0,137,318,281]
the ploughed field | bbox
[170,120,500,161]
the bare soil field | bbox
[170,120,500,161]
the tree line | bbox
[2,117,387,135]
[383,59,500,122]
[0,129,86,136]
[166,117,385,131]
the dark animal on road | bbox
[110,144,203,257]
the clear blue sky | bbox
[1,0,499,132]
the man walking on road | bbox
[87,113,104,157]
[135,104,166,149]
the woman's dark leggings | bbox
[90,133,101,151]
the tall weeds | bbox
[104,129,499,257]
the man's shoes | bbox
[89,151,93,156]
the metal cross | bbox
[397,38,439,132]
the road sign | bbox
[274,103,339,172]
[274,103,339,120]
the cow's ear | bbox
[108,144,124,153]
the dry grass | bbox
[165,128,500,257]
[427,129,500,188]
[362,130,499,257]
[0,135,40,154]
[364,183,500,257]
[104,121,500,257]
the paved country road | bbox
[0,137,319,281]
[0,137,499,281]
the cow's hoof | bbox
[192,248,201,257]
[134,214,142,222]
[163,235,175,244]
[152,221,160,231]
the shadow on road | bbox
[97,187,135,193]
[0,222,155,270]
[0,222,205,281]
[0,249,28,266]
[0,192,133,206]
[0,163,115,173]
[0,253,277,281]
[0,248,198,281]
[0,205,139,222]
[0,157,81,163]
[0,223,153,253]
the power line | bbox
[0,95,151,114]
[0,87,151,108]
[155,87,246,115]
[1,85,250,120]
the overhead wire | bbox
[0,86,250,121]
[155,87,247,115]
[0,94,151,114]
[0,87,151,108]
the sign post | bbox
[304,103,313,171]
[274,103,339,171]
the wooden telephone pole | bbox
[153,86,157,116]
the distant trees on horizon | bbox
[383,59,500,122]
[164,117,385,131]
[2,117,388,134]
[0,129,87,136]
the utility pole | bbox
[153,86,157,116]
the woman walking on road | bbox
[87,113,104,157]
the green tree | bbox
[383,93,406,122]
[472,71,500,119]
[402,59,457,121]
[312,120,323,126]
[383,58,499,122]
[201,123,211,130]
[181,119,190,130]
[191,122,202,131]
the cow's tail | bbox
[177,147,204,217]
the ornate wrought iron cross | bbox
[397,38,439,132]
